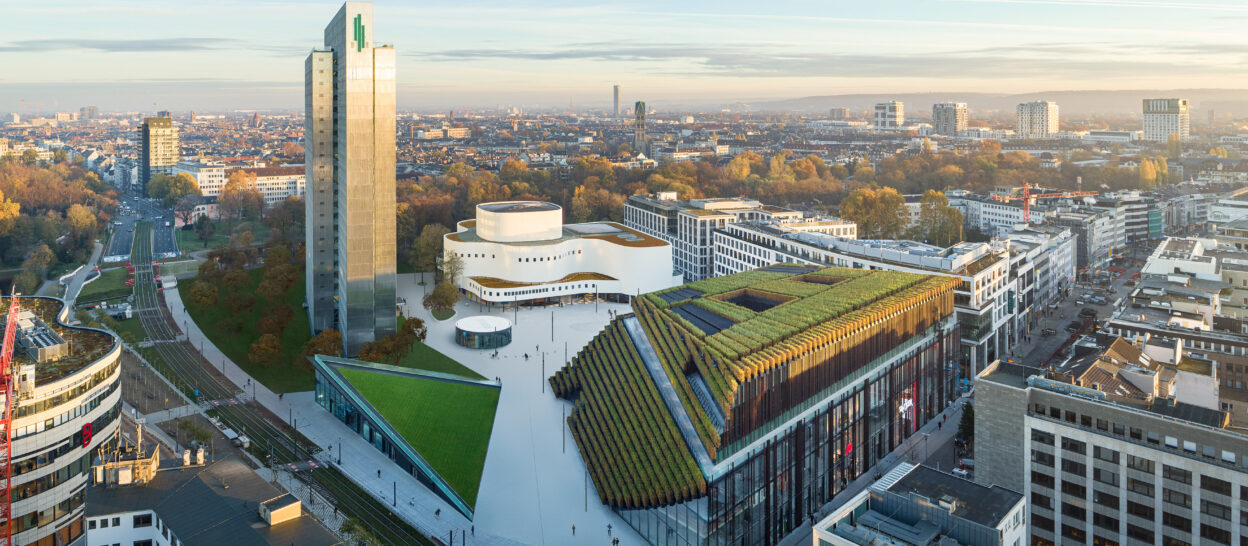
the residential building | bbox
[623,192,850,281]
[552,266,964,545]
[828,107,850,121]
[1049,207,1120,272]
[442,201,681,306]
[712,223,1012,377]
[933,102,968,135]
[1016,101,1060,139]
[1009,225,1077,311]
[1143,98,1191,142]
[304,0,398,355]
[976,357,1248,546]
[7,297,122,546]
[948,192,1046,237]
[874,101,904,128]
[138,116,179,187]
[813,463,1025,546]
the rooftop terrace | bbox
[8,296,116,384]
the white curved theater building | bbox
[444,202,682,305]
[6,297,122,546]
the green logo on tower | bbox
[353,13,365,52]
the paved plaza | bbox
[167,273,644,545]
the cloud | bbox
[414,42,1231,80]
[0,38,234,53]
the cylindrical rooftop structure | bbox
[475,201,563,242]
[454,315,513,349]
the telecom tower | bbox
[633,101,646,153]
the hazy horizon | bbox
[3,0,1247,112]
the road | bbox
[125,221,432,545]
[1010,259,1144,368]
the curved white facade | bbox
[446,210,681,304]
[475,201,564,243]
[8,298,122,546]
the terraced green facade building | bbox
[552,265,963,545]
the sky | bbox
[1,0,1246,112]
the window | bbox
[88,520,96,530]
[1202,499,1231,520]
[1032,429,1055,446]
[1032,492,1052,509]
[1201,475,1232,496]
[1096,418,1109,431]
[133,514,152,528]
[1093,512,1119,531]
[1163,465,1191,484]
[1094,467,1120,486]
[1094,446,1119,464]
[113,518,120,527]
[1128,478,1154,496]
[1061,524,1086,541]
[1062,437,1087,455]
[1062,502,1086,521]
[1034,514,1055,532]
[1032,471,1055,489]
[1127,455,1154,473]
[1032,450,1055,467]
[1062,480,1086,498]
[1127,500,1155,519]
[1113,423,1125,435]
[1200,523,1231,545]
[1162,488,1191,508]
[1163,511,1191,532]
[1127,524,1154,542]
[1129,427,1143,440]
[134,541,153,546]
[1093,536,1119,546]
[1094,491,1119,511]
[1062,458,1087,476]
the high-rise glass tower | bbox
[305,1,397,356]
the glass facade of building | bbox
[616,327,960,545]
[455,326,512,349]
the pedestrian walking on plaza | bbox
[608,523,612,535]
[572,525,576,535]
[435,508,441,518]
[377,469,381,478]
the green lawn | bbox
[175,220,271,251]
[78,267,132,303]
[392,316,483,379]
[431,309,455,321]
[155,260,201,277]
[339,368,499,508]
[182,269,313,392]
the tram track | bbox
[126,221,433,545]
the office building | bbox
[712,223,1011,377]
[6,297,122,546]
[138,116,179,187]
[813,463,1025,546]
[1017,101,1060,139]
[933,102,968,135]
[1049,206,1121,271]
[622,192,845,281]
[1143,98,1190,142]
[829,107,850,121]
[1098,191,1164,242]
[225,166,306,206]
[613,84,620,117]
[173,161,226,197]
[552,267,963,545]
[304,1,398,355]
[633,100,647,152]
[79,106,99,120]
[874,101,904,128]
[977,356,1248,546]
[443,201,681,306]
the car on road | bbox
[1041,328,1058,337]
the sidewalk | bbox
[63,241,104,306]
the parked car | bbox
[1041,328,1058,337]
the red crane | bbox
[0,294,21,546]
[990,181,1098,222]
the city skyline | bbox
[2,0,1247,111]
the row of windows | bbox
[1033,402,1245,466]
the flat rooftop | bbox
[86,455,340,546]
[9,297,116,384]
[450,221,666,248]
[889,465,1023,528]
[478,201,559,213]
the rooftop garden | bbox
[339,367,499,509]
[8,296,116,383]
[551,265,962,509]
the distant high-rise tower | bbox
[873,101,904,128]
[1016,101,1059,139]
[305,1,397,356]
[189,110,196,123]
[633,101,647,153]
[828,107,849,121]
[251,111,262,128]
[138,116,179,188]
[79,106,99,120]
[1142,98,1189,142]
[613,85,620,117]
[932,102,967,135]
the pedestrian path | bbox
[63,241,104,305]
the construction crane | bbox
[990,181,1098,222]
[0,294,19,546]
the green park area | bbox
[183,268,313,392]
[77,267,132,304]
[175,220,271,251]
[393,316,483,379]
[338,367,499,508]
